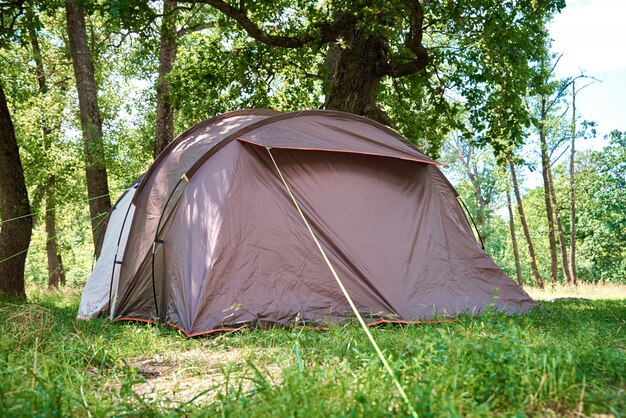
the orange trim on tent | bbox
[113,316,453,338]
[236,137,442,166]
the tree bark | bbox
[509,158,544,288]
[0,85,32,299]
[547,165,571,283]
[324,29,391,125]
[506,181,524,286]
[66,0,111,257]
[27,7,66,287]
[538,96,558,283]
[154,0,178,158]
[45,175,65,289]
[569,81,578,285]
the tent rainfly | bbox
[78,109,537,336]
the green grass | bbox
[1,289,624,417]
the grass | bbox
[0,286,624,417]
[526,281,626,301]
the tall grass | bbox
[1,287,624,417]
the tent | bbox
[78,109,537,336]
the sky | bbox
[549,0,626,149]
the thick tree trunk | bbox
[66,0,111,257]
[27,8,66,287]
[0,85,32,299]
[547,166,571,283]
[509,159,544,288]
[154,0,178,158]
[506,183,524,286]
[325,36,384,119]
[538,97,558,283]
[324,26,394,126]
[569,81,578,285]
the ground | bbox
[0,284,624,417]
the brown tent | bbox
[78,109,537,336]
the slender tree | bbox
[569,80,578,285]
[26,7,66,289]
[508,158,544,288]
[449,133,498,244]
[66,0,111,257]
[547,165,571,282]
[538,95,559,283]
[0,84,32,299]
[505,179,524,286]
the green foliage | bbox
[0,290,623,416]
[574,132,626,282]
[425,0,564,159]
[1,1,153,286]
[169,27,325,132]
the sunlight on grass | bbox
[525,281,626,300]
[1,284,623,417]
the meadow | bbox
[0,285,624,417]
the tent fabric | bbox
[238,111,437,164]
[77,182,137,319]
[79,109,537,335]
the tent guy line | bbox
[0,210,109,266]
[0,192,112,226]
[266,146,419,418]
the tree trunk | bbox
[0,85,32,299]
[538,97,558,283]
[27,7,66,287]
[66,0,111,257]
[569,81,578,285]
[324,25,394,126]
[547,166,571,283]
[154,0,178,158]
[45,176,65,289]
[509,158,544,288]
[506,181,524,286]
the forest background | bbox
[0,0,625,296]
[1,1,625,416]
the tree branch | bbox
[177,22,214,38]
[386,0,429,77]
[177,0,317,48]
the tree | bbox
[444,132,498,244]
[65,0,111,257]
[154,0,178,157]
[574,131,626,282]
[171,0,563,157]
[508,157,544,288]
[0,84,32,299]
[505,175,524,286]
[537,92,559,283]
[25,6,66,288]
[569,80,577,284]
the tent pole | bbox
[107,188,136,319]
[265,147,418,418]
[457,196,485,250]
[150,176,185,321]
